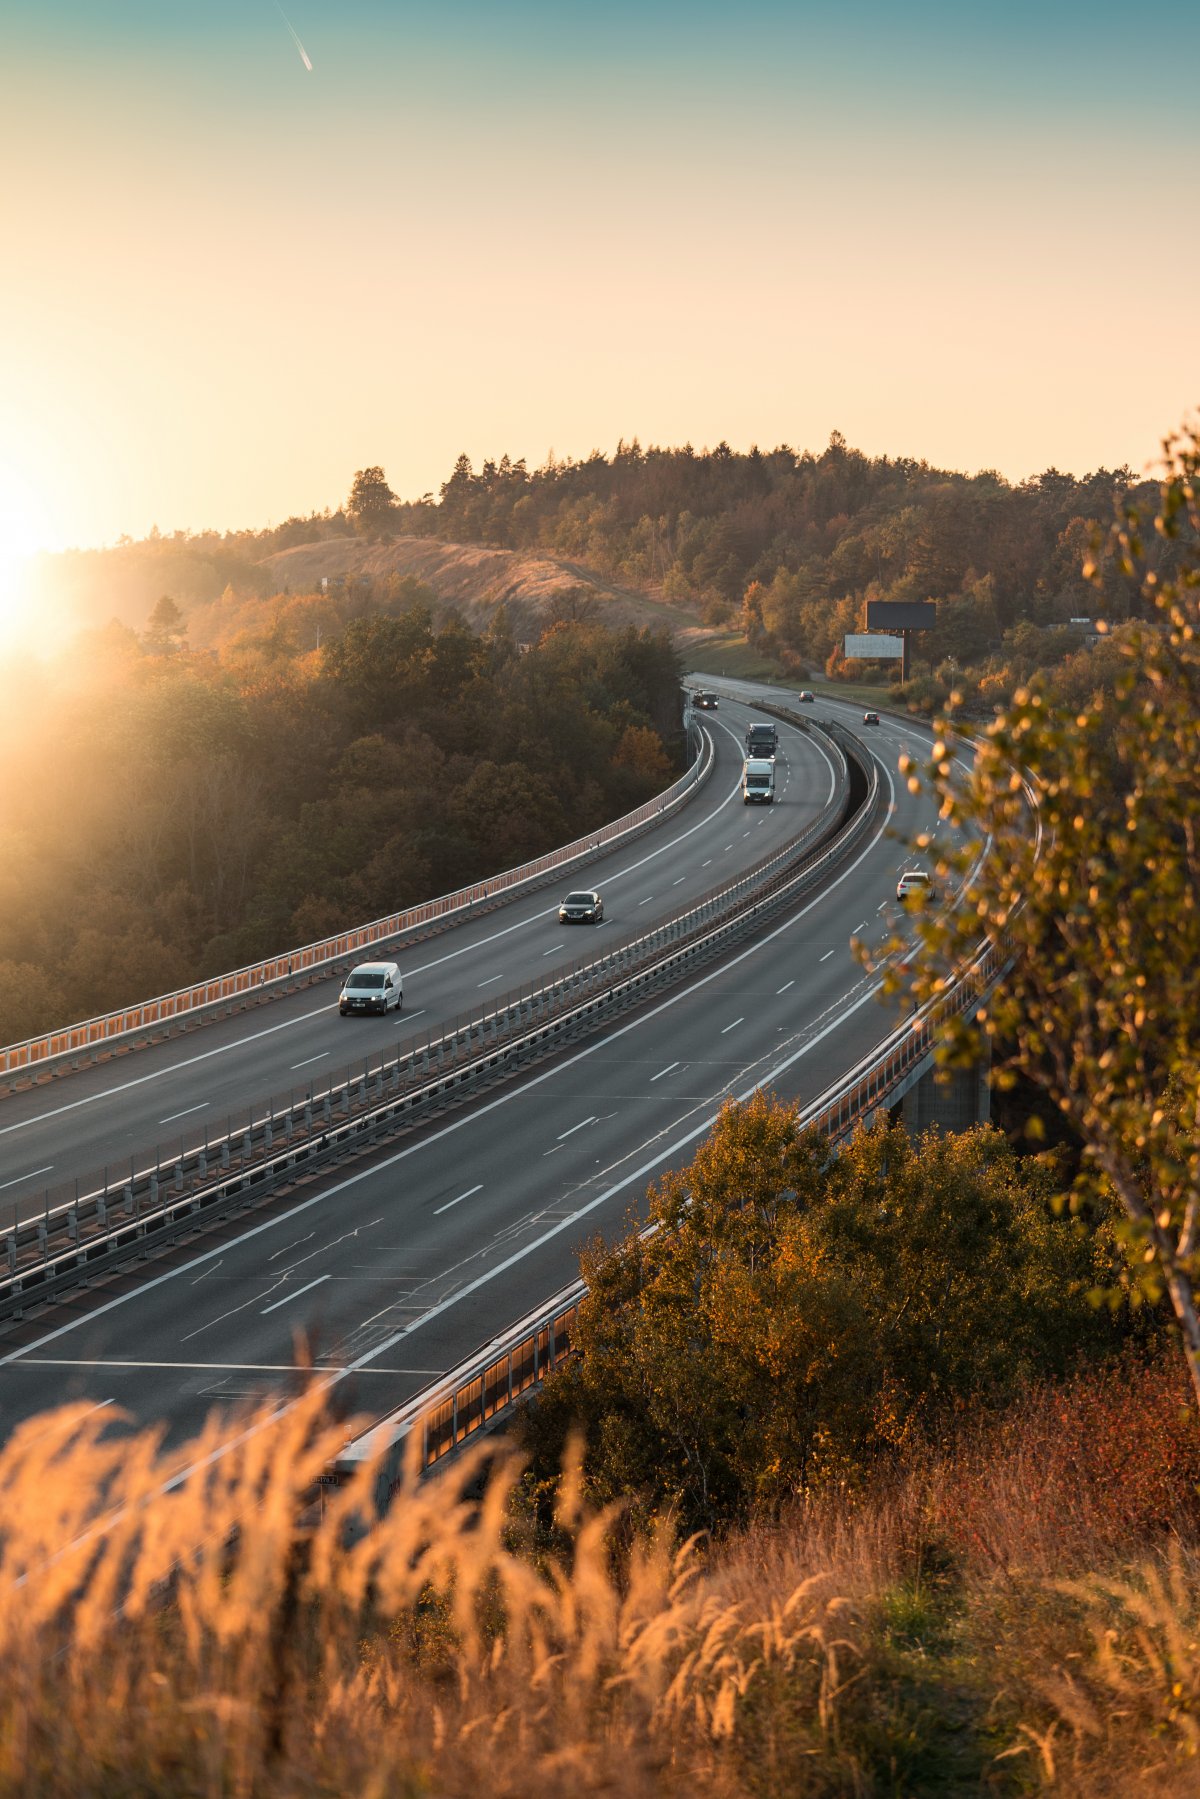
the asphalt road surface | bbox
[0,697,832,1220]
[0,684,958,1461]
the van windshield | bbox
[348,971,386,989]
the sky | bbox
[1,0,1198,562]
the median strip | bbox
[0,720,871,1322]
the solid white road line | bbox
[0,762,905,1518]
[542,943,564,956]
[0,753,900,1377]
[477,975,503,987]
[820,949,835,961]
[261,1274,330,1314]
[0,1003,337,1139]
[776,981,794,993]
[0,724,772,1144]
[434,1184,483,1215]
[721,1017,744,1034]
[290,1052,328,1070]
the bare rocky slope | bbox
[260,534,706,644]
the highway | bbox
[0,683,954,1456]
[0,699,832,1223]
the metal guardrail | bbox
[335,925,1010,1496]
[0,723,866,1320]
[0,717,713,1089]
[336,731,1036,1494]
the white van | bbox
[742,758,775,803]
[338,961,403,1016]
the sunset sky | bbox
[2,0,1198,557]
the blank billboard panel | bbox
[845,633,904,659]
[866,600,937,631]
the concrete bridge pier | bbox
[899,1032,991,1134]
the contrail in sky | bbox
[273,1,313,71]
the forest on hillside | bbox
[0,597,681,1042]
[10,422,1194,1041]
[406,438,1191,709]
[33,431,1195,720]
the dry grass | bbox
[2,1357,1200,1795]
[0,1401,860,1796]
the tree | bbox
[345,466,397,535]
[874,420,1200,1409]
[144,594,186,654]
[525,1094,1109,1528]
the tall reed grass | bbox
[0,1397,859,1796]
[1,1351,1197,1795]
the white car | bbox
[896,871,935,904]
[339,961,404,1015]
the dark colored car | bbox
[559,889,604,923]
[693,691,719,709]
[862,710,880,725]
[797,690,815,702]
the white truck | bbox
[742,757,775,804]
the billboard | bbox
[866,600,937,632]
[845,633,903,660]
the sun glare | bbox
[0,476,54,656]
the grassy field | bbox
[678,630,794,684]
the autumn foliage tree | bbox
[0,600,682,1042]
[526,1094,1112,1529]
[878,419,1200,1408]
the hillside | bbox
[255,533,714,650]
[27,525,718,661]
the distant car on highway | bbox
[862,710,880,725]
[559,889,604,924]
[896,871,935,903]
[797,690,815,703]
[339,961,403,1015]
[692,691,719,709]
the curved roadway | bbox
[0,686,956,1456]
[0,703,830,1220]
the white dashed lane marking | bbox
[434,1184,483,1216]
